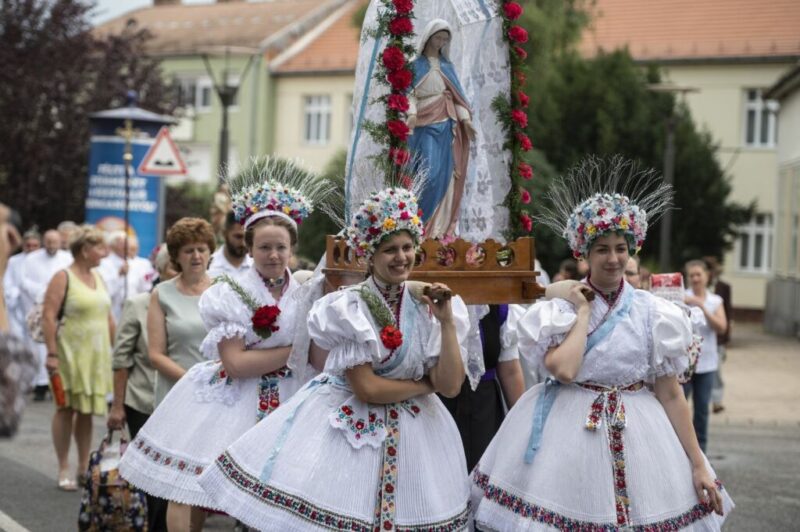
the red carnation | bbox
[520,188,531,204]
[508,26,529,44]
[511,109,528,128]
[392,0,413,14]
[518,162,533,180]
[516,71,527,84]
[380,325,403,349]
[389,147,410,165]
[382,46,406,71]
[387,119,410,141]
[503,1,523,20]
[513,45,528,60]
[520,213,533,232]
[517,91,530,107]
[387,93,410,112]
[387,69,413,90]
[389,16,413,35]
[516,132,533,151]
[252,305,281,338]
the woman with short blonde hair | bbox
[42,224,113,490]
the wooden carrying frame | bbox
[323,236,545,304]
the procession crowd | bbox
[0,155,737,532]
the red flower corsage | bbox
[380,325,403,350]
[252,305,281,338]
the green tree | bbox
[0,0,175,231]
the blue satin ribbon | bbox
[523,287,635,464]
[524,378,560,463]
[258,375,327,483]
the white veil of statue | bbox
[346,0,511,242]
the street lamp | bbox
[199,46,259,184]
[648,83,699,272]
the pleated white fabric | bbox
[119,268,310,508]
[471,283,734,531]
[198,280,474,531]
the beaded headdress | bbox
[536,155,674,257]
[226,156,336,230]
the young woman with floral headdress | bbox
[470,156,734,531]
[118,157,335,531]
[198,185,480,531]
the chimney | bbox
[154,0,181,6]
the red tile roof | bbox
[580,0,800,62]
[272,0,364,74]
[95,0,345,56]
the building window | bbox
[175,76,213,112]
[736,213,773,273]
[744,89,778,148]
[304,95,331,145]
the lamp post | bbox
[199,46,258,184]
[648,83,699,272]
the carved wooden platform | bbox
[323,235,546,304]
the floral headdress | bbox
[536,155,674,257]
[227,156,337,230]
[347,187,424,258]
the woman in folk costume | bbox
[407,18,476,239]
[471,156,734,531]
[198,183,481,531]
[119,157,334,531]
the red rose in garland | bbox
[388,16,413,35]
[517,91,530,107]
[513,45,528,60]
[520,188,531,204]
[516,132,533,151]
[503,1,524,20]
[520,213,533,232]
[387,69,413,90]
[392,0,413,14]
[252,305,281,338]
[382,46,406,71]
[518,162,533,180]
[508,26,529,44]
[511,109,528,128]
[387,93,410,112]
[389,147,411,166]
[380,325,403,350]
[387,119,410,141]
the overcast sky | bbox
[92,0,209,25]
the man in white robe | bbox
[98,232,155,324]
[4,228,41,338]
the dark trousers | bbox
[124,405,168,532]
[682,371,715,453]
[440,378,505,472]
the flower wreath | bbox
[215,274,280,339]
[346,187,424,258]
[565,193,647,257]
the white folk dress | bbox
[471,282,734,531]
[198,278,476,531]
[119,267,307,509]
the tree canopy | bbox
[0,0,175,232]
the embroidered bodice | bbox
[518,282,692,386]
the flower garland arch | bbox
[363,0,533,239]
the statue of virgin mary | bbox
[408,19,476,239]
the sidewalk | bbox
[709,322,800,428]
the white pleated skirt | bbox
[471,382,734,531]
[198,377,471,531]
[119,361,300,509]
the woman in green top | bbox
[147,218,215,408]
[42,225,114,491]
